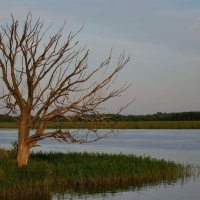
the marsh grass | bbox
[0,148,192,199]
[1,121,200,129]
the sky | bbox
[0,0,200,114]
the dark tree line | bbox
[105,112,200,121]
[1,112,200,122]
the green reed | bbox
[0,149,190,185]
[0,148,191,199]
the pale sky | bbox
[0,0,200,114]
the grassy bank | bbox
[0,121,200,129]
[0,148,191,200]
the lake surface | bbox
[0,129,200,200]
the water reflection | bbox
[50,175,199,200]
[11,177,192,200]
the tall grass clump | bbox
[0,148,192,200]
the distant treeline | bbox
[0,115,17,122]
[102,112,200,121]
[1,112,200,122]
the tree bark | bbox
[17,112,30,167]
[17,141,30,167]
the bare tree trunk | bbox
[17,113,30,167]
[17,140,30,167]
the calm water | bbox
[0,129,200,200]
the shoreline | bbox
[0,149,190,199]
[0,121,200,129]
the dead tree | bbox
[0,13,130,167]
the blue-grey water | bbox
[0,129,200,200]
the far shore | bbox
[0,121,200,129]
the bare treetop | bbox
[0,13,130,167]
